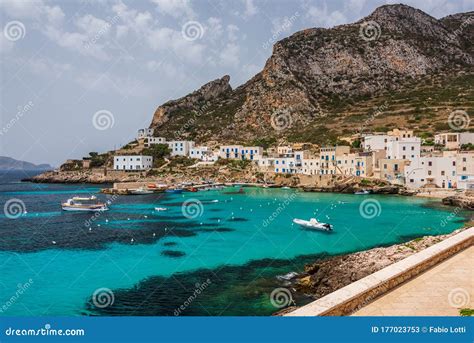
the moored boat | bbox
[62,196,108,212]
[293,218,333,231]
[354,190,370,195]
[165,188,183,194]
[130,187,154,195]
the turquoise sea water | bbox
[0,171,470,316]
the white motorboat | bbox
[155,207,168,211]
[354,190,370,195]
[293,218,333,231]
[130,187,154,195]
[62,196,108,212]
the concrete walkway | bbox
[353,246,473,316]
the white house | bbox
[189,146,217,161]
[239,146,263,160]
[114,155,153,171]
[167,140,194,156]
[144,137,167,147]
[362,134,389,151]
[137,128,154,139]
[434,132,474,150]
[219,145,242,159]
[274,157,300,174]
[386,137,421,162]
[404,152,457,189]
[456,151,474,190]
[302,158,320,175]
[218,145,263,160]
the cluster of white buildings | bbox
[114,128,473,190]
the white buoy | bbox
[153,233,156,237]
[217,219,220,223]
[89,227,92,231]
[97,224,100,227]
[105,219,109,223]
[52,241,56,244]
[131,238,134,243]
[144,215,148,218]
[127,218,130,221]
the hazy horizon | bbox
[1,0,473,166]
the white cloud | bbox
[26,57,72,78]
[219,43,240,67]
[75,72,153,97]
[305,4,347,28]
[242,0,258,18]
[43,25,110,61]
[151,0,195,19]
[227,24,239,41]
[0,34,14,53]
[75,14,110,37]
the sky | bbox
[1,0,473,166]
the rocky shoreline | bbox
[26,169,474,210]
[276,226,472,315]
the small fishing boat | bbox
[165,188,183,194]
[188,187,198,192]
[62,196,108,212]
[293,218,333,231]
[130,187,154,195]
[354,190,370,195]
[155,207,168,211]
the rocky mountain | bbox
[0,156,53,171]
[150,4,473,145]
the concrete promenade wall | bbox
[286,227,474,316]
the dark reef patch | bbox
[161,250,185,258]
[227,217,248,222]
[83,252,331,316]
[0,215,195,253]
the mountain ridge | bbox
[0,156,53,171]
[148,4,473,145]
